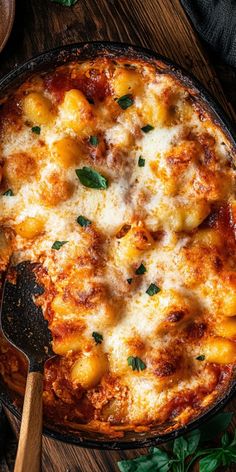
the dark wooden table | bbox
[0,1,236,471]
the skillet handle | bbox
[14,370,43,472]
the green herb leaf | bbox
[199,452,222,472]
[185,429,201,455]
[135,263,146,275]
[146,283,161,296]
[200,412,234,442]
[117,94,134,110]
[31,126,41,135]
[141,124,154,133]
[127,278,133,285]
[77,215,91,227]
[196,355,205,361]
[76,167,108,189]
[127,356,146,372]
[221,432,230,447]
[50,0,78,5]
[174,429,201,463]
[89,136,99,147]
[118,447,172,472]
[138,156,145,167]
[92,332,103,344]
[51,240,68,250]
[3,189,14,196]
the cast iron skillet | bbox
[0,41,236,450]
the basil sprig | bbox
[138,156,145,167]
[51,240,68,250]
[117,94,134,110]
[146,283,161,296]
[135,263,146,275]
[92,332,103,344]
[118,412,235,472]
[3,189,14,196]
[127,356,146,372]
[77,215,91,227]
[76,167,108,189]
[196,355,205,361]
[89,136,99,147]
[31,126,41,135]
[141,124,154,133]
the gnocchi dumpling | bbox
[23,92,55,125]
[203,337,236,364]
[71,349,108,389]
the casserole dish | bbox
[0,41,236,449]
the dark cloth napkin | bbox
[181,0,236,67]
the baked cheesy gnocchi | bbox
[0,55,236,437]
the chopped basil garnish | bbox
[127,356,146,371]
[92,331,103,344]
[3,189,14,196]
[87,97,94,104]
[127,278,133,285]
[135,263,146,275]
[31,126,41,135]
[146,283,161,296]
[77,215,91,227]
[138,156,145,167]
[141,124,154,133]
[89,136,99,147]
[76,166,108,189]
[117,94,134,110]
[196,355,205,361]
[51,240,68,250]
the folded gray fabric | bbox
[181,0,236,67]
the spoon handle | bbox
[14,371,43,472]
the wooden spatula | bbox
[0,261,54,472]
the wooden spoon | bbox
[0,261,54,472]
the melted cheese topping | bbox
[0,57,236,437]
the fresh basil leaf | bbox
[146,283,161,296]
[173,436,188,461]
[135,263,146,275]
[138,156,145,167]
[196,355,205,361]
[51,240,68,250]
[141,124,154,133]
[31,126,41,135]
[172,430,201,471]
[127,278,133,285]
[92,331,103,344]
[89,136,99,147]
[117,94,134,110]
[50,0,78,5]
[221,432,230,447]
[229,428,236,447]
[185,429,201,455]
[76,167,108,189]
[226,448,236,462]
[3,189,14,196]
[200,412,234,442]
[199,452,222,472]
[77,215,91,227]
[118,447,172,472]
[127,356,146,372]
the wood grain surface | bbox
[0,1,235,471]
[14,372,43,472]
[0,0,15,52]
